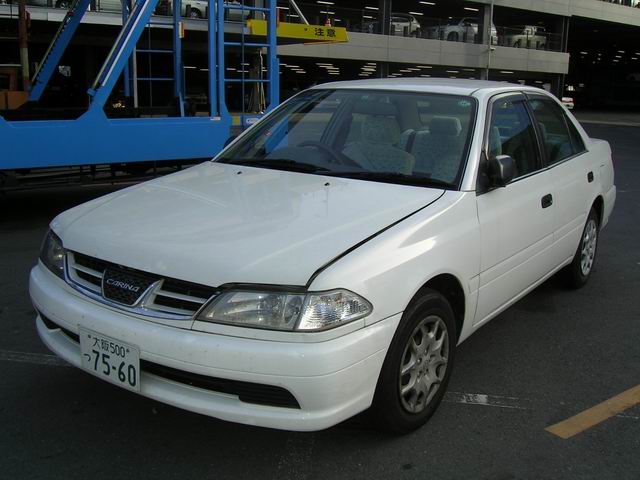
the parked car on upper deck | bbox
[391,13,421,36]
[31,79,615,433]
[361,12,421,36]
[503,24,548,49]
[425,17,498,44]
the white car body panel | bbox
[308,191,481,342]
[475,169,556,325]
[31,78,616,431]
[56,162,443,287]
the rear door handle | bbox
[587,171,594,183]
[541,194,553,209]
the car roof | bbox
[310,77,547,97]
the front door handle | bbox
[541,194,553,209]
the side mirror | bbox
[488,154,515,187]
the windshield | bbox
[216,89,477,189]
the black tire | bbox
[447,32,459,42]
[370,289,457,434]
[189,8,202,18]
[562,208,599,289]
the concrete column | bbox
[379,62,389,78]
[379,0,391,36]
[551,75,564,98]
[478,3,492,45]
[18,0,29,91]
[553,16,570,97]
[479,3,494,80]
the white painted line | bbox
[616,413,640,420]
[0,349,69,368]
[1,349,637,425]
[444,391,527,410]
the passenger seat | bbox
[401,116,464,182]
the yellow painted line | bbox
[545,384,640,439]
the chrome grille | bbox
[65,251,218,319]
[102,268,157,306]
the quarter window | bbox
[528,98,584,165]
[488,98,540,179]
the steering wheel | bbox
[297,140,343,164]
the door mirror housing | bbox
[488,154,515,187]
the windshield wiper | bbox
[322,171,456,189]
[217,158,330,173]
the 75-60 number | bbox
[91,350,137,387]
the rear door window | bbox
[528,97,584,165]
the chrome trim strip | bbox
[63,254,198,321]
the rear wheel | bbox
[562,208,599,289]
[371,289,456,433]
[447,31,459,42]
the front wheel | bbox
[562,208,599,289]
[371,289,456,433]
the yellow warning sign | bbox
[247,20,349,43]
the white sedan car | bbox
[30,79,616,433]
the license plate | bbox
[79,328,140,392]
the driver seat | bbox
[343,114,415,175]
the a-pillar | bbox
[552,15,570,97]
[379,0,391,36]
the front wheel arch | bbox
[411,273,465,342]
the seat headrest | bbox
[430,116,462,136]
[361,115,401,144]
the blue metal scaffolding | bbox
[0,0,279,171]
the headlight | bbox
[40,229,65,279]
[197,288,372,331]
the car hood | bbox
[56,162,444,287]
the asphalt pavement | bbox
[0,124,638,480]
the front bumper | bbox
[30,264,401,431]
